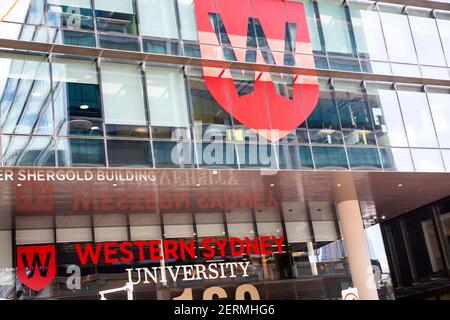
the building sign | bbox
[16,236,285,293]
[341,287,359,300]
[194,0,319,141]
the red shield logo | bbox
[194,0,319,141]
[17,245,56,291]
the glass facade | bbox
[0,0,448,301]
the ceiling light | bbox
[337,184,342,187]
[196,183,201,187]
[270,183,275,187]
[112,183,117,187]
[91,126,100,131]
[381,215,386,220]
[80,105,89,110]
[398,184,403,187]
[32,92,41,97]
[212,170,218,175]
[16,183,22,187]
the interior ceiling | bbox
[0,167,449,229]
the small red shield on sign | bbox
[194,0,320,141]
[17,245,56,291]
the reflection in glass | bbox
[442,150,450,172]
[312,146,348,169]
[436,15,450,66]
[107,140,152,167]
[196,142,237,168]
[397,90,439,148]
[411,148,445,172]
[177,0,198,41]
[58,138,105,167]
[2,135,55,167]
[0,55,53,135]
[47,0,94,30]
[98,34,140,51]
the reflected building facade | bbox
[0,0,449,300]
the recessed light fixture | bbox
[337,184,342,187]
[398,184,403,187]
[196,183,201,187]
[80,105,89,110]
[112,183,117,187]
[270,183,275,187]
[212,170,218,175]
[16,183,22,187]
[381,215,386,220]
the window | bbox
[2,135,55,167]
[138,0,178,39]
[365,83,408,147]
[95,0,137,35]
[177,0,198,41]
[411,149,445,172]
[427,91,450,148]
[98,34,140,51]
[58,138,105,167]
[146,67,190,134]
[380,148,414,172]
[409,14,447,67]
[278,145,314,170]
[107,140,152,167]
[334,80,376,145]
[397,89,439,148]
[0,54,53,135]
[379,10,417,64]
[349,2,388,60]
[52,58,102,137]
[101,63,148,137]
[299,0,324,53]
[47,0,94,30]
[317,0,355,56]
[347,147,381,170]
[436,13,450,66]
[0,0,45,24]
[312,146,348,169]
[307,81,343,145]
[153,141,195,168]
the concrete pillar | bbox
[337,200,379,300]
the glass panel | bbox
[427,92,450,148]
[380,11,417,63]
[153,141,195,168]
[143,38,182,55]
[443,150,450,172]
[95,0,137,35]
[397,90,439,148]
[47,0,94,30]
[278,145,314,170]
[299,0,323,52]
[312,146,348,169]
[0,0,45,24]
[347,147,381,170]
[366,83,408,147]
[0,54,53,135]
[146,67,190,130]
[334,80,376,145]
[177,0,198,41]
[98,34,140,51]
[411,148,445,172]
[52,58,102,137]
[107,140,152,167]
[236,143,277,169]
[317,0,354,56]
[349,2,388,60]
[101,63,147,126]
[380,148,414,172]
[196,142,238,168]
[58,138,106,167]
[2,135,55,167]
[58,30,96,46]
[409,15,447,67]
[138,0,178,39]
[436,16,450,66]
[307,81,343,144]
